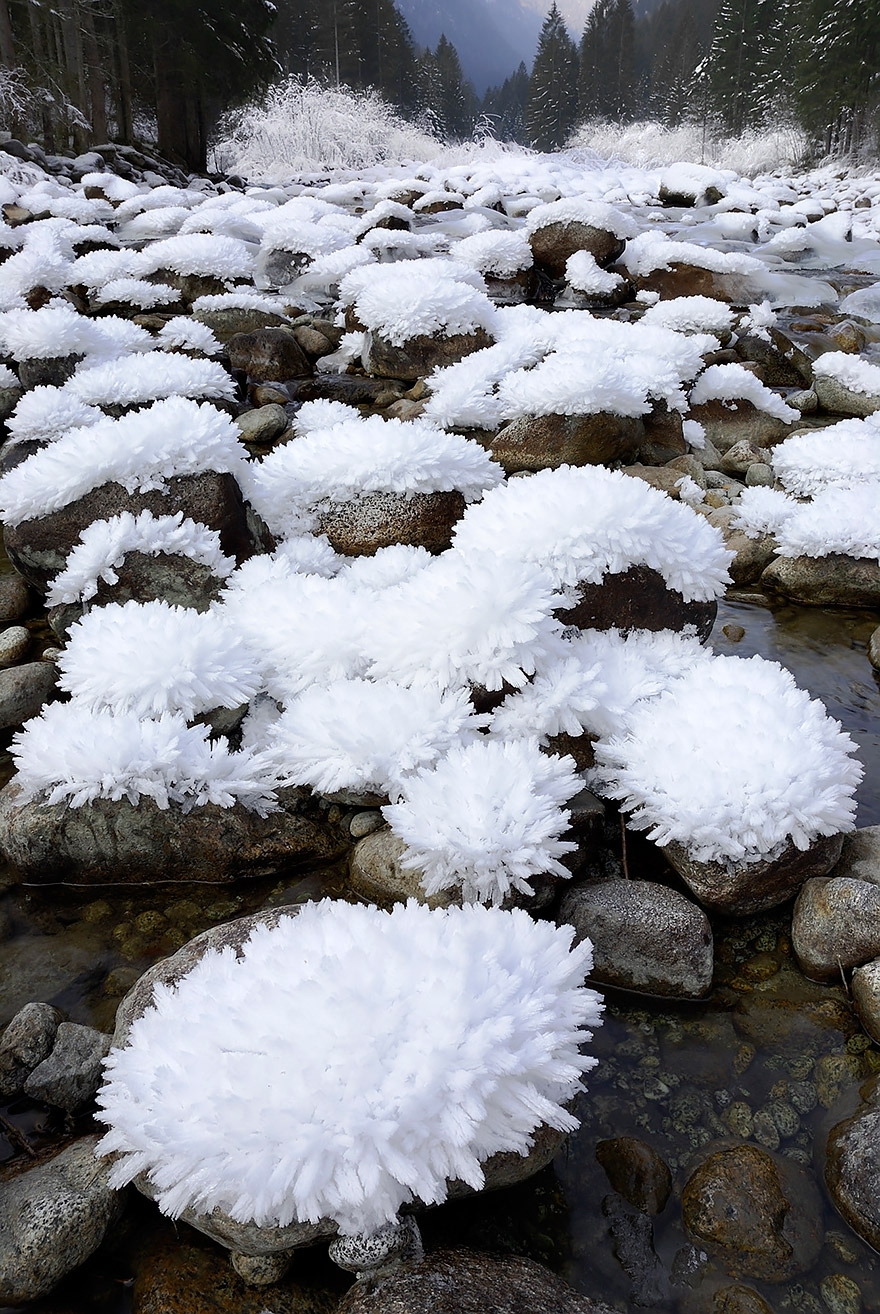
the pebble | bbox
[595,1136,672,1215]
[0,574,30,624]
[0,625,29,666]
[722,623,745,641]
[349,810,384,840]
[820,1273,862,1314]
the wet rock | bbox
[235,403,290,445]
[293,326,332,358]
[835,826,880,883]
[226,328,313,382]
[558,879,713,997]
[528,222,625,279]
[663,831,844,916]
[595,1137,672,1215]
[825,1077,880,1253]
[0,624,29,665]
[819,1273,863,1314]
[710,1287,774,1314]
[602,1194,672,1307]
[193,306,292,343]
[337,1248,616,1314]
[486,412,643,475]
[285,374,398,406]
[0,781,347,885]
[761,554,880,608]
[316,490,466,556]
[0,1135,126,1306]
[349,828,452,908]
[735,329,813,389]
[850,959,880,1044]
[681,1143,823,1281]
[4,471,264,592]
[363,327,493,383]
[814,374,880,418]
[555,563,717,643]
[23,1022,111,1112]
[869,626,880,670]
[0,1002,63,1097]
[688,400,792,453]
[635,263,748,303]
[132,1231,339,1314]
[0,573,30,623]
[0,935,106,1028]
[0,660,57,730]
[792,876,880,980]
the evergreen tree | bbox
[416,34,476,139]
[483,61,530,143]
[794,0,880,153]
[644,0,714,122]
[525,2,578,150]
[578,0,637,120]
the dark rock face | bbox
[486,412,643,475]
[363,328,494,382]
[555,564,717,642]
[4,472,263,591]
[337,1248,619,1314]
[663,831,845,917]
[681,1143,823,1281]
[602,1193,672,1307]
[760,553,880,608]
[317,490,466,556]
[528,222,625,279]
[0,783,347,885]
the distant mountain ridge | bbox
[396,0,544,92]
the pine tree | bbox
[416,34,476,140]
[794,0,880,153]
[483,61,530,143]
[525,2,578,150]
[578,0,637,120]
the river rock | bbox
[0,781,347,885]
[0,624,29,665]
[528,221,625,279]
[337,1248,617,1314]
[870,627,880,670]
[634,263,748,302]
[0,1002,63,1097]
[793,876,880,980]
[709,1287,775,1314]
[0,380,22,421]
[704,508,776,585]
[0,661,57,730]
[235,403,290,446]
[555,563,717,642]
[0,1135,126,1306]
[720,440,767,476]
[558,879,713,997]
[349,828,452,908]
[639,405,687,464]
[316,490,466,556]
[363,327,493,383]
[835,826,880,882]
[814,374,880,418]
[226,328,312,382]
[622,464,688,498]
[17,353,83,390]
[825,1077,880,1252]
[595,1137,672,1215]
[23,1022,111,1112]
[688,399,792,452]
[601,1193,672,1306]
[49,550,231,624]
[486,412,643,474]
[760,553,880,608]
[663,831,844,917]
[0,573,30,623]
[852,958,880,1045]
[735,328,813,388]
[193,306,292,343]
[4,471,265,592]
[681,1143,823,1281]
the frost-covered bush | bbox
[11,702,277,813]
[243,409,503,540]
[46,511,236,607]
[267,678,486,797]
[384,740,580,905]
[593,654,862,865]
[57,601,262,718]
[0,397,246,526]
[734,483,880,561]
[451,465,732,601]
[97,899,602,1234]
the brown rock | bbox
[681,1143,822,1281]
[635,263,748,302]
[487,412,643,474]
[0,782,346,885]
[813,374,880,418]
[595,1137,672,1215]
[226,328,313,382]
[337,1248,617,1314]
[852,958,880,1045]
[555,563,717,642]
[664,830,844,916]
[639,404,687,464]
[363,328,493,383]
[133,1230,340,1314]
[529,222,625,278]
[688,400,792,453]
[761,553,880,608]
[193,307,292,343]
[710,1286,775,1314]
[735,328,813,388]
[317,490,465,556]
[792,876,880,980]
[835,825,880,883]
[4,472,263,591]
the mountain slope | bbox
[396,0,543,91]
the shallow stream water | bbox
[1,591,879,1313]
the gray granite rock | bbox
[0,1002,63,1097]
[826,1076,880,1252]
[835,826,880,883]
[558,878,713,997]
[0,1135,125,1305]
[664,831,844,917]
[0,660,57,730]
[0,573,30,623]
[761,553,880,608]
[814,374,880,418]
[852,958,880,1045]
[24,1021,112,1112]
[0,624,30,665]
[349,828,452,908]
[792,876,880,980]
[235,403,290,445]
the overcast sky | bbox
[519,0,594,29]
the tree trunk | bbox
[82,6,107,142]
[153,32,205,171]
[0,0,16,68]
[112,2,133,144]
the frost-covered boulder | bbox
[97,900,602,1258]
[525,200,636,279]
[619,232,762,302]
[813,352,880,417]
